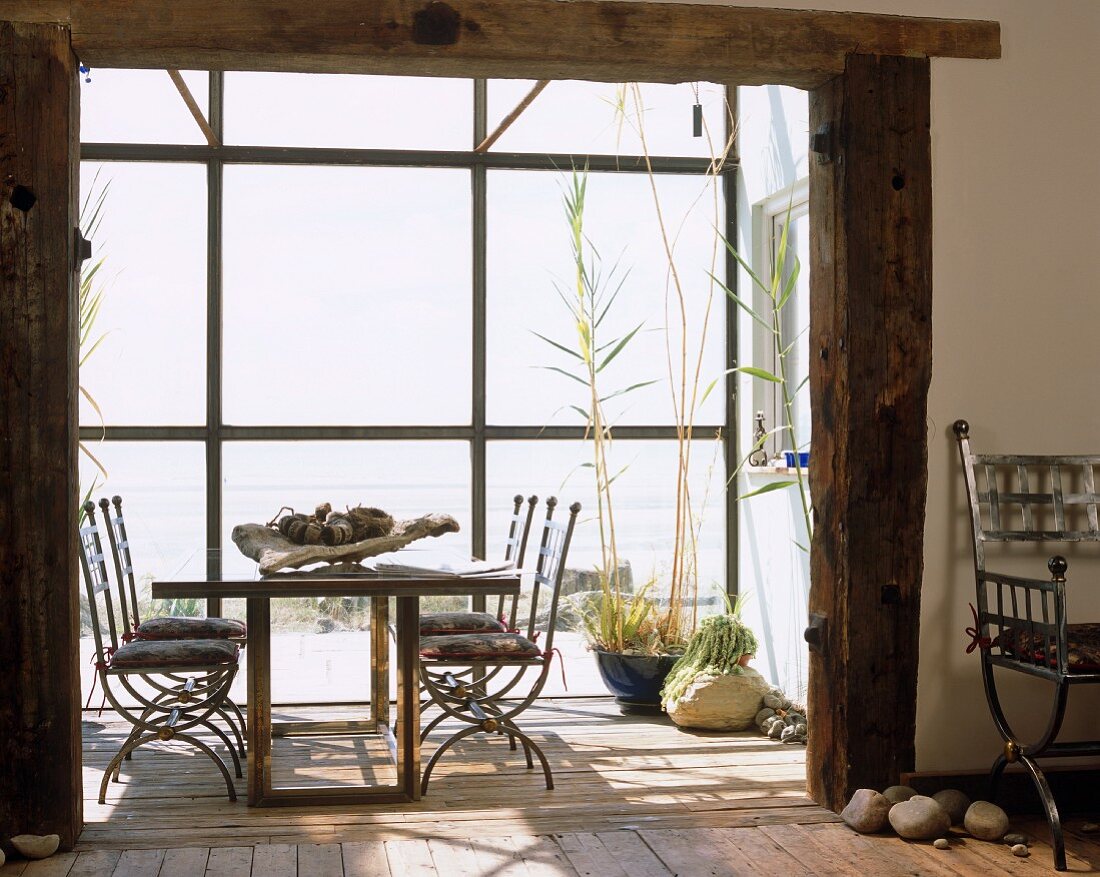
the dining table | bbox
[152,550,521,807]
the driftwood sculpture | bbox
[270,503,396,547]
[233,513,460,575]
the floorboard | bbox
[4,698,1076,874]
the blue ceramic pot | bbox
[593,649,681,715]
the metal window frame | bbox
[78,75,740,622]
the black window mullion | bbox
[206,71,224,616]
[471,78,488,611]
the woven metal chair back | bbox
[496,494,538,629]
[79,500,121,660]
[100,495,142,633]
[955,420,1100,570]
[523,497,581,651]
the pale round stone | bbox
[11,834,60,860]
[0,848,5,866]
[666,667,771,731]
[1011,844,1030,858]
[841,788,892,834]
[883,785,919,805]
[887,796,951,840]
[933,838,950,850]
[932,789,971,825]
[964,801,1010,841]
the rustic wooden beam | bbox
[1,0,999,87]
[806,53,932,811]
[0,19,82,849]
[166,69,220,146]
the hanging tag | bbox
[692,103,703,138]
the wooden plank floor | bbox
[4,698,1088,874]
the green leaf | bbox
[794,375,810,394]
[721,236,770,293]
[597,321,644,373]
[538,365,589,386]
[599,379,659,403]
[568,405,591,422]
[777,259,801,311]
[734,365,781,383]
[737,480,800,501]
[530,330,582,361]
[708,272,773,332]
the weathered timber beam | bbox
[0,19,82,849]
[806,53,932,810]
[0,0,999,87]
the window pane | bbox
[79,162,207,425]
[487,170,726,426]
[78,442,206,702]
[488,440,726,696]
[221,441,471,578]
[222,440,470,704]
[81,69,210,144]
[487,81,727,157]
[224,74,472,149]
[222,166,471,425]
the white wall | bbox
[735,83,812,704]
[717,0,1100,771]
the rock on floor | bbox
[932,788,971,825]
[888,796,952,840]
[841,788,892,834]
[964,800,1010,841]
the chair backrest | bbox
[79,500,119,661]
[100,495,142,631]
[954,419,1100,571]
[496,494,539,628]
[522,497,581,652]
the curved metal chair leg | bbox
[421,725,484,794]
[100,732,158,803]
[988,752,1009,801]
[198,718,244,779]
[227,698,247,737]
[500,720,532,767]
[420,709,453,744]
[498,724,553,789]
[1019,755,1067,871]
[215,706,247,759]
[172,731,238,802]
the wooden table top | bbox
[151,550,521,600]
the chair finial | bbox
[953,419,970,439]
[1049,555,1068,580]
[569,501,582,515]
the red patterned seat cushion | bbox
[419,611,506,636]
[135,616,247,640]
[997,622,1100,672]
[419,632,541,660]
[110,639,239,670]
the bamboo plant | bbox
[535,170,659,654]
[78,171,111,518]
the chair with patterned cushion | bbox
[955,420,1100,871]
[80,500,242,803]
[418,497,580,793]
[99,495,247,750]
[418,493,539,638]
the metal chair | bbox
[80,500,242,803]
[98,495,247,752]
[418,497,580,794]
[417,493,539,637]
[955,419,1100,870]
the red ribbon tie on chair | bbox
[965,602,992,654]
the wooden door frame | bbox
[0,0,1000,846]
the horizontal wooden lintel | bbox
[1,0,1000,88]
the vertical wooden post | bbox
[806,53,932,810]
[0,20,82,848]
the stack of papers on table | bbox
[370,549,517,578]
